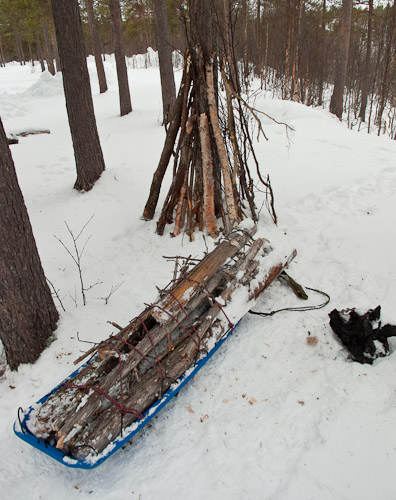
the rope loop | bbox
[249,286,330,318]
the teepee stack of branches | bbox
[142,0,276,240]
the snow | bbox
[1,54,396,499]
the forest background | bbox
[1,0,396,138]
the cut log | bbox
[151,227,256,324]
[206,60,239,228]
[199,112,218,238]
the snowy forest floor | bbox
[1,55,396,500]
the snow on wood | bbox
[25,225,296,461]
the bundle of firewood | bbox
[26,226,295,461]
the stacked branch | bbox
[142,0,277,239]
[26,226,295,462]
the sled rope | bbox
[59,279,234,430]
[249,286,330,317]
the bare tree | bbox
[0,117,59,371]
[85,0,108,94]
[329,0,353,119]
[153,0,176,125]
[51,0,106,191]
[109,0,132,116]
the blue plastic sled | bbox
[14,320,241,469]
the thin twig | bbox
[46,276,66,312]
[54,216,95,306]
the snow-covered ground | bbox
[1,55,396,500]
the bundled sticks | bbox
[26,226,295,461]
[142,46,277,240]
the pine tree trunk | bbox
[109,0,132,116]
[0,37,5,66]
[28,41,34,66]
[50,31,61,73]
[51,0,106,191]
[359,0,372,122]
[317,0,326,106]
[223,0,239,89]
[329,0,353,120]
[243,0,249,83]
[256,0,261,67]
[0,117,59,371]
[42,23,55,75]
[376,0,396,134]
[85,0,108,94]
[36,34,46,72]
[16,31,25,66]
[153,0,176,125]
[284,0,291,82]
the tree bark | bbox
[359,0,372,122]
[42,23,55,75]
[199,113,218,237]
[0,37,5,66]
[206,61,239,228]
[51,0,106,191]
[153,0,176,125]
[329,0,353,120]
[317,0,326,106]
[243,0,249,83]
[0,117,59,371]
[109,0,132,116]
[223,0,239,90]
[28,41,34,66]
[35,34,46,72]
[14,31,24,66]
[50,30,61,73]
[85,0,108,94]
[284,0,292,89]
[376,0,396,134]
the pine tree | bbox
[109,0,132,116]
[51,0,106,191]
[153,0,176,125]
[0,116,59,370]
[329,0,353,119]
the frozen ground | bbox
[1,55,396,500]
